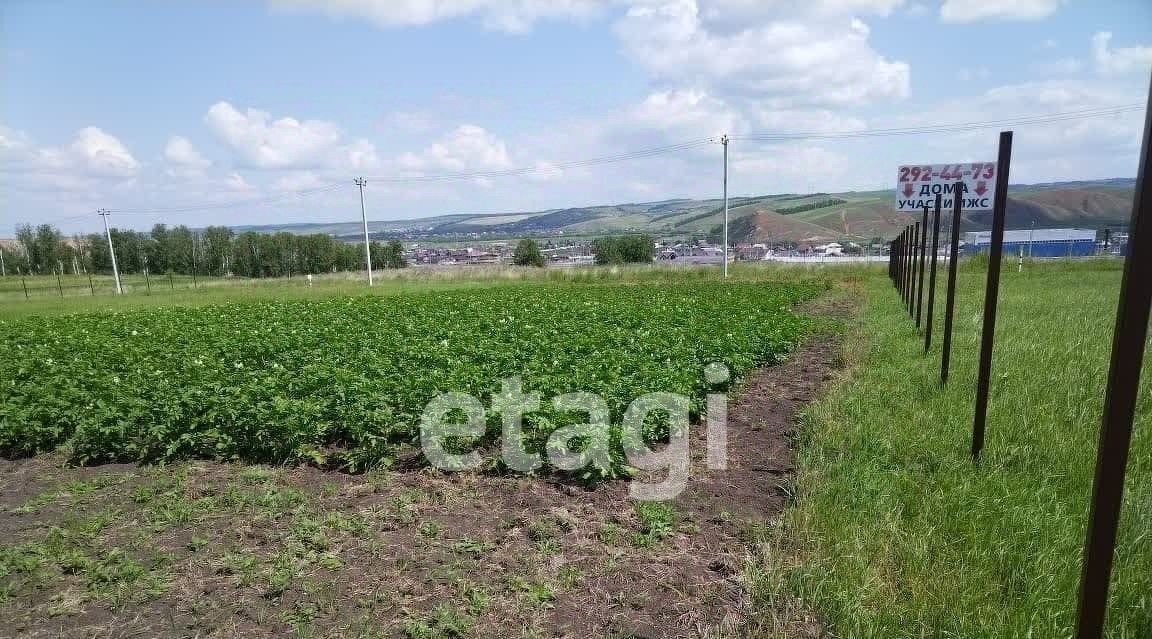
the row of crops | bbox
[0,281,822,476]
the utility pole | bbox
[721,134,730,278]
[98,209,123,294]
[355,177,374,286]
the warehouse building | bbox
[964,228,1097,258]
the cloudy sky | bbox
[2,0,1151,234]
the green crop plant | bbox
[0,281,820,479]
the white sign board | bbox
[895,162,997,212]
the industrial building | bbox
[964,228,1097,258]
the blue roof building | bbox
[964,228,1097,258]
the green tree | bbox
[202,226,234,275]
[16,224,67,273]
[380,240,408,269]
[512,239,546,267]
[149,224,170,273]
[592,235,653,265]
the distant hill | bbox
[234,178,1136,244]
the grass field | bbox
[750,260,1151,638]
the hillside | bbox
[235,178,1136,244]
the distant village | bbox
[400,237,881,267]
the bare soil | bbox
[0,335,842,639]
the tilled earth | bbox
[0,337,840,639]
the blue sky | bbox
[2,0,1151,234]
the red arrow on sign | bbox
[975,181,988,196]
[902,183,914,198]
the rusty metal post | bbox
[916,206,929,328]
[925,194,942,353]
[1075,77,1152,639]
[971,131,1013,461]
[941,182,964,385]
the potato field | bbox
[0,281,821,475]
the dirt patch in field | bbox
[0,335,843,639]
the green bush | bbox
[592,235,654,265]
[512,239,546,267]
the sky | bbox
[1,0,1151,235]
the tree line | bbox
[6,223,406,278]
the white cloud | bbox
[267,0,605,34]
[206,102,341,169]
[398,124,512,173]
[0,125,31,154]
[629,89,744,138]
[224,172,256,192]
[1092,32,1152,75]
[32,127,139,179]
[205,101,380,170]
[164,136,210,168]
[616,1,909,107]
[940,0,1062,23]
[343,139,382,171]
[163,136,211,178]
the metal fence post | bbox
[903,226,912,304]
[925,194,942,353]
[897,230,905,297]
[889,237,896,284]
[917,206,929,328]
[1074,77,1152,639]
[910,221,920,317]
[941,182,964,385]
[900,230,907,296]
[897,230,905,295]
[971,130,1014,461]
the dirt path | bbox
[0,335,842,639]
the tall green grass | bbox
[752,260,1150,637]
